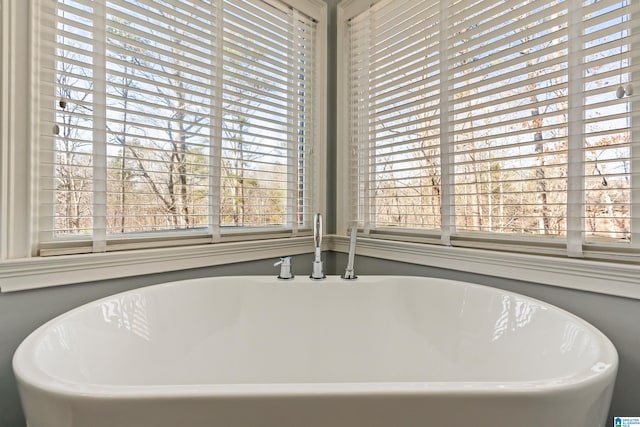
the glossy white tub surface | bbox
[14,275,617,427]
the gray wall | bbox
[325,0,339,235]
[334,253,640,419]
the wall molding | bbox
[0,237,319,292]
[330,235,640,300]
[3,234,640,299]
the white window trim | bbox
[1,0,32,261]
[0,0,327,290]
[3,232,640,298]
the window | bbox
[33,0,324,255]
[343,0,639,261]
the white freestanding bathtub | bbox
[14,275,617,427]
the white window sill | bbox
[329,235,640,300]
[2,235,639,300]
[0,237,318,292]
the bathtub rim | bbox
[13,275,619,400]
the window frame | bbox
[336,0,640,300]
[0,0,327,291]
[341,0,639,258]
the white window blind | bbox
[34,0,319,255]
[347,0,639,260]
[348,0,442,233]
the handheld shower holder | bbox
[310,213,325,280]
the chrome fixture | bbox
[274,256,294,280]
[310,213,325,280]
[341,224,358,280]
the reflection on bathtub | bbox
[492,296,539,342]
[560,322,589,355]
[100,295,150,341]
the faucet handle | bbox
[274,256,294,280]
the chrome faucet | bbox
[310,213,325,280]
[341,224,358,280]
